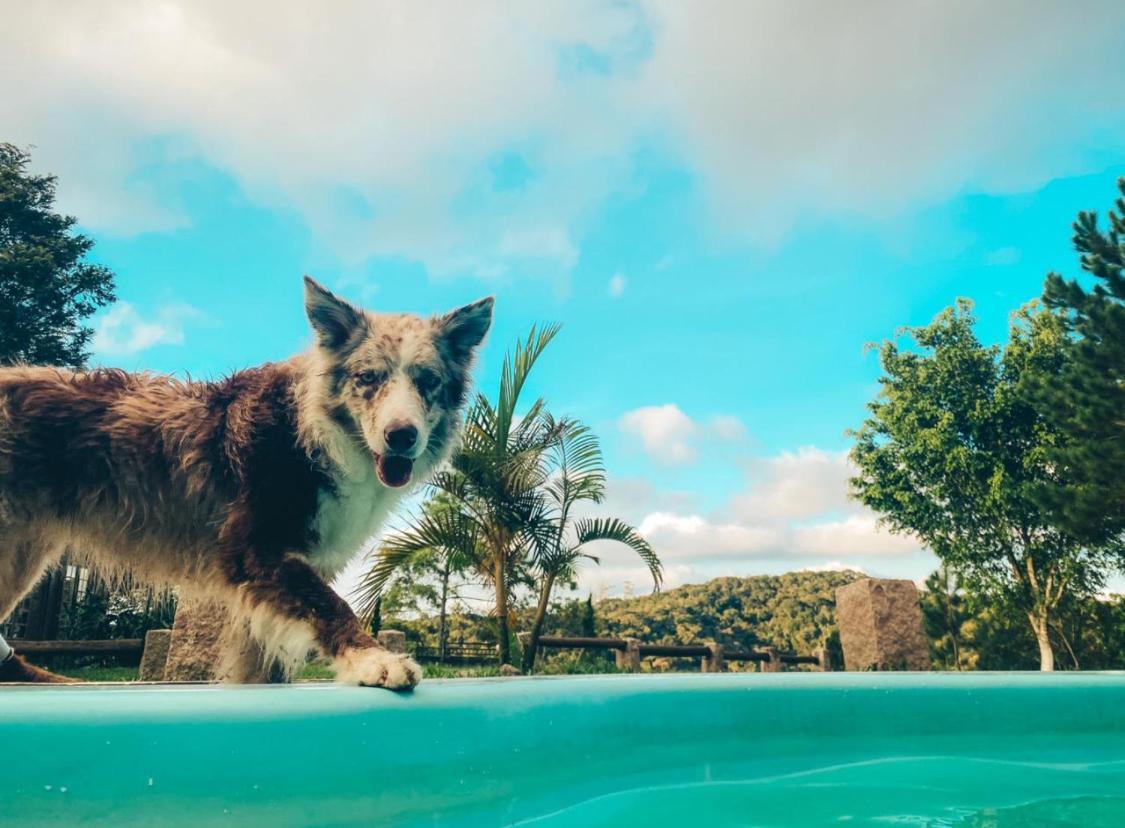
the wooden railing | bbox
[8,639,144,657]
[535,635,831,672]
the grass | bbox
[56,665,140,682]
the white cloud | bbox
[91,302,203,356]
[732,446,853,523]
[618,404,746,465]
[605,439,923,579]
[4,2,1123,269]
[708,414,747,442]
[636,0,1125,242]
[619,404,700,465]
[801,561,867,574]
[607,272,627,297]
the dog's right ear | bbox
[304,276,365,350]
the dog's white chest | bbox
[309,472,395,579]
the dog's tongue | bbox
[377,454,414,488]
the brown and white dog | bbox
[0,277,492,688]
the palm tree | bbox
[357,325,569,666]
[520,420,661,673]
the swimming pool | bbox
[3,673,1124,826]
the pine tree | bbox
[1037,178,1125,545]
[580,594,597,638]
[0,143,116,368]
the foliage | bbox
[595,569,864,655]
[920,566,971,670]
[850,300,1122,670]
[520,419,660,672]
[0,143,116,368]
[1036,178,1125,544]
[60,584,177,641]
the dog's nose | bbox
[384,422,418,453]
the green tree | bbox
[920,566,970,670]
[850,301,1122,670]
[581,594,597,638]
[520,420,660,672]
[0,143,116,368]
[1036,178,1125,544]
[375,493,479,661]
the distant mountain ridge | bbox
[594,569,866,655]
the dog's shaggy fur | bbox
[0,277,492,688]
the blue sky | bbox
[5,2,1125,595]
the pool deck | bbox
[3,672,1125,826]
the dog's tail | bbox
[0,635,74,683]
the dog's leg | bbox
[216,617,285,684]
[234,553,421,690]
[0,538,73,683]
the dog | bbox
[0,276,492,688]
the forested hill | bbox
[594,569,866,654]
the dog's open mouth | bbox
[376,454,414,488]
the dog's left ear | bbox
[440,297,494,360]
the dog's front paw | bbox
[333,647,422,690]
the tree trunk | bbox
[1029,611,1055,672]
[437,561,450,664]
[522,573,556,674]
[495,552,510,666]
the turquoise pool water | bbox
[2,673,1124,826]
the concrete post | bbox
[835,578,930,671]
[701,643,725,673]
[615,638,641,673]
[376,629,406,654]
[138,629,172,681]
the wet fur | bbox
[0,279,492,687]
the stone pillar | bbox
[835,578,930,671]
[701,643,725,673]
[163,597,227,681]
[138,629,172,681]
[376,629,406,654]
[762,646,783,673]
[615,638,641,673]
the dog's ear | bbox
[440,297,494,360]
[304,276,365,350]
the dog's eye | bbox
[356,370,383,387]
[414,368,441,394]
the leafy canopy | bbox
[0,143,116,368]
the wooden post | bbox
[376,629,406,654]
[815,645,833,672]
[701,643,725,673]
[763,646,783,673]
[615,638,641,673]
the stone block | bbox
[835,578,930,671]
[138,629,172,681]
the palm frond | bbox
[573,517,663,590]
[495,323,562,445]
[352,505,481,622]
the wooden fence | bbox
[535,635,831,672]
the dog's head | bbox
[303,276,493,488]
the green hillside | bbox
[592,569,865,655]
